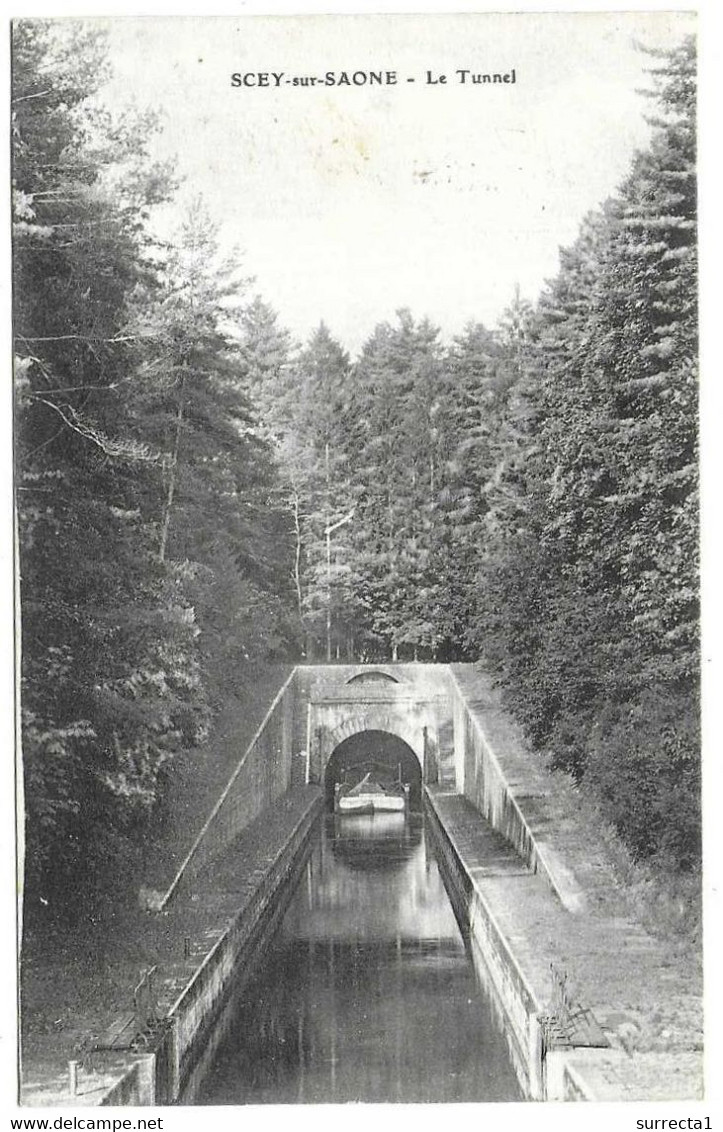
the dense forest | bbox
[13,24,699,918]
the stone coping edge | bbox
[447,666,587,913]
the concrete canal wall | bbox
[449,666,587,913]
[160,671,297,907]
[169,792,322,1104]
[424,785,703,1104]
[425,788,547,1099]
[425,786,614,1101]
[90,788,324,1107]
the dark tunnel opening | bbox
[324,730,423,810]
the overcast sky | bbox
[98,12,693,354]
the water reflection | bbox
[199,812,522,1104]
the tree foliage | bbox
[463,39,699,868]
[14,22,296,913]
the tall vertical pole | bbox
[324,510,354,664]
[326,524,332,662]
[325,442,331,662]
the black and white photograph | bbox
[8,6,713,1119]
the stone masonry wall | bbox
[160,671,296,905]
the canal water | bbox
[198,812,523,1104]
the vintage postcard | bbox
[8,8,712,1126]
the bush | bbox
[584,686,700,871]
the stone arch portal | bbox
[307,697,442,794]
[323,729,423,809]
[302,665,455,797]
[325,711,424,758]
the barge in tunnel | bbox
[323,729,423,811]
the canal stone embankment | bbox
[449,666,587,912]
[158,669,298,908]
[159,785,324,1104]
[425,786,703,1101]
[20,786,323,1106]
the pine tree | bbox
[429,322,505,657]
[238,296,293,435]
[342,312,447,659]
[467,39,699,868]
[134,207,298,683]
[13,21,205,907]
[291,324,356,659]
[14,24,297,913]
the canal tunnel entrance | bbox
[324,730,423,810]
